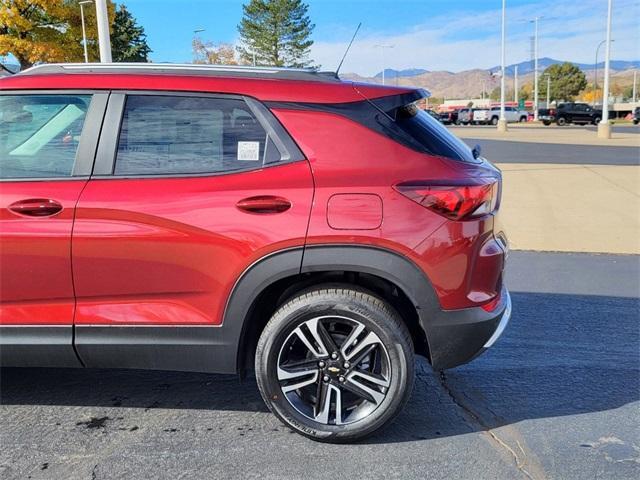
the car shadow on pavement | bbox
[1,292,638,445]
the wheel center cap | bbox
[325,358,345,377]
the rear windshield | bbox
[395,103,476,163]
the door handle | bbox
[8,198,63,217]
[236,196,292,214]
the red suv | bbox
[0,64,510,442]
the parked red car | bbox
[0,64,510,442]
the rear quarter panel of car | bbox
[271,108,501,309]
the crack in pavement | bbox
[437,371,546,480]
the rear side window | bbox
[0,94,91,179]
[114,95,283,175]
[395,104,476,163]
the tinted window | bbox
[396,104,476,163]
[114,95,279,175]
[0,94,91,179]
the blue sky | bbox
[127,0,639,75]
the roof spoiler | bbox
[353,86,430,120]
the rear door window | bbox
[0,94,91,179]
[114,95,282,176]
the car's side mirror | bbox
[472,144,481,159]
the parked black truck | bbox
[539,102,602,126]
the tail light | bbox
[395,181,499,221]
[550,109,556,115]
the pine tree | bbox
[237,0,315,68]
[111,4,151,62]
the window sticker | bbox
[237,141,260,161]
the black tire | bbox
[592,117,601,125]
[490,116,499,126]
[519,116,527,123]
[542,121,551,126]
[255,286,415,443]
[633,119,639,125]
[556,117,567,126]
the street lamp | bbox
[598,0,613,139]
[498,0,507,132]
[544,73,551,107]
[79,1,93,63]
[594,39,615,106]
[374,45,394,85]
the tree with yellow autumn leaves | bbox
[0,0,150,70]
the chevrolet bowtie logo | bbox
[327,367,340,373]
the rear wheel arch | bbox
[225,245,439,375]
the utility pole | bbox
[633,70,637,103]
[531,16,541,121]
[598,0,613,139]
[95,0,112,62]
[514,65,518,104]
[498,0,508,132]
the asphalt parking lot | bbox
[463,139,640,166]
[1,250,638,480]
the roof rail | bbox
[18,63,341,83]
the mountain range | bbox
[343,57,639,99]
[370,58,640,80]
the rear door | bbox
[0,91,106,366]
[72,92,313,370]
[571,103,586,122]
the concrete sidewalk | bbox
[499,163,640,254]
[450,125,640,147]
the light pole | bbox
[79,1,93,63]
[95,0,112,62]
[530,16,542,121]
[598,0,613,139]
[497,0,507,132]
[595,39,614,106]
[374,45,394,85]
[633,70,637,103]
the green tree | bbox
[237,0,315,67]
[540,62,587,102]
[111,4,151,62]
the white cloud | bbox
[312,0,640,75]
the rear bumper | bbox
[424,285,512,370]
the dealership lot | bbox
[1,135,639,480]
